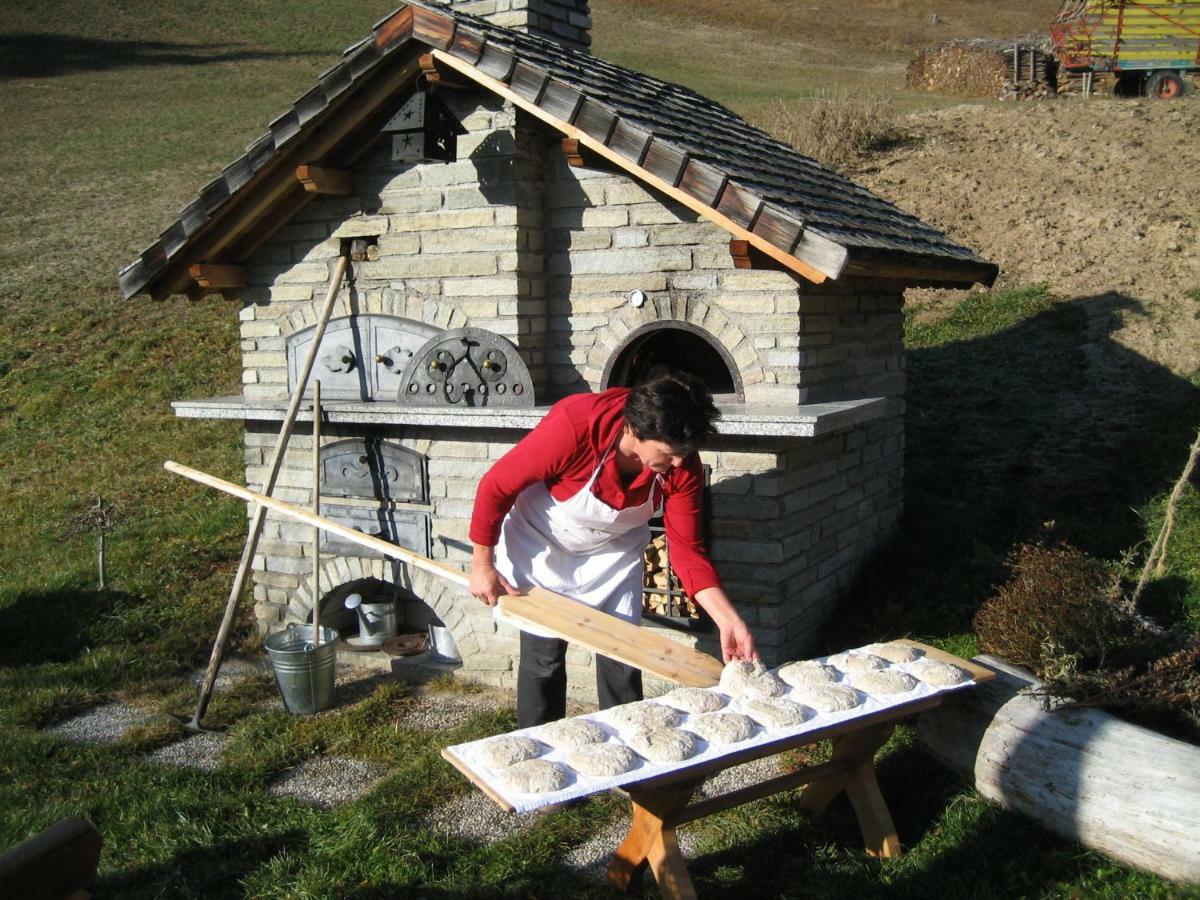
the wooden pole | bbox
[184,252,351,730]
[312,380,322,647]
[164,460,728,687]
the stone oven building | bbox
[120,0,996,698]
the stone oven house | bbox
[119,0,996,699]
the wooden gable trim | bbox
[296,164,355,195]
[149,55,423,299]
[188,263,246,289]
[429,48,835,285]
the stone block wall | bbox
[235,82,909,691]
[446,0,592,51]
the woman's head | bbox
[623,370,720,460]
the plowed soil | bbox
[853,98,1200,376]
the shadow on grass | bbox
[0,586,132,668]
[96,831,308,900]
[824,290,1200,648]
[0,34,322,79]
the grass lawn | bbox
[1,0,1198,896]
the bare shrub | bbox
[973,542,1133,679]
[757,94,898,171]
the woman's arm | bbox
[693,585,758,662]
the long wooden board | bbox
[165,460,725,687]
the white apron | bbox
[494,449,662,639]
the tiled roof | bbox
[119,1,996,299]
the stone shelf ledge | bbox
[172,396,892,438]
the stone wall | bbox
[445,0,592,52]
[235,83,908,692]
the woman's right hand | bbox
[470,544,517,606]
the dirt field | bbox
[852,98,1200,376]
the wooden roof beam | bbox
[296,164,355,196]
[188,263,246,289]
[418,52,474,89]
[728,239,789,272]
[430,48,833,286]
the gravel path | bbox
[268,755,391,809]
[146,732,227,772]
[48,702,155,744]
[421,791,541,843]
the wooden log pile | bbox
[643,535,699,619]
[908,39,1058,100]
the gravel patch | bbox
[421,791,540,843]
[268,755,390,809]
[398,692,508,730]
[145,732,227,772]
[564,812,701,885]
[189,655,269,692]
[48,702,154,744]
[696,755,784,799]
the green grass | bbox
[2,0,1199,896]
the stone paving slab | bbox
[146,732,228,772]
[268,755,390,809]
[48,702,155,744]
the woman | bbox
[468,371,758,727]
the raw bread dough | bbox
[537,717,607,749]
[828,652,888,674]
[720,659,786,700]
[662,686,728,714]
[496,758,570,794]
[475,735,543,769]
[851,669,917,695]
[795,684,861,713]
[776,660,838,688]
[567,742,639,777]
[862,642,923,664]
[741,697,809,728]
[910,658,971,686]
[628,727,701,763]
[607,701,682,732]
[687,712,758,745]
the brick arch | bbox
[284,288,466,337]
[285,556,476,659]
[585,297,763,391]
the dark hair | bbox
[623,370,720,456]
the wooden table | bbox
[606,645,994,898]
[443,642,993,899]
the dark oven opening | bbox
[601,322,744,403]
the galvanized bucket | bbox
[264,623,338,715]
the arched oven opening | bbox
[601,322,734,634]
[601,322,744,403]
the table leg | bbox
[797,724,901,857]
[608,780,700,898]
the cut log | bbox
[917,655,1200,884]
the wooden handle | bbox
[166,459,727,687]
[165,460,471,589]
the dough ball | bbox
[687,712,758,745]
[567,742,639,777]
[910,659,972,686]
[536,717,607,749]
[828,652,888,674]
[719,659,786,700]
[795,684,861,713]
[741,697,809,728]
[850,669,917,695]
[776,660,839,688]
[495,758,570,794]
[475,735,543,769]
[862,642,923,664]
[627,727,701,763]
[607,701,681,733]
[662,686,728,714]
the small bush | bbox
[757,93,898,170]
[974,542,1133,679]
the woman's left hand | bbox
[718,616,758,663]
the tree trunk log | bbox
[917,656,1200,883]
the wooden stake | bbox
[184,252,350,730]
[312,380,322,647]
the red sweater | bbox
[470,389,721,597]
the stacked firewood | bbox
[643,535,699,618]
[907,39,1058,100]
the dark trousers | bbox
[517,630,643,728]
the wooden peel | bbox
[165,460,725,688]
